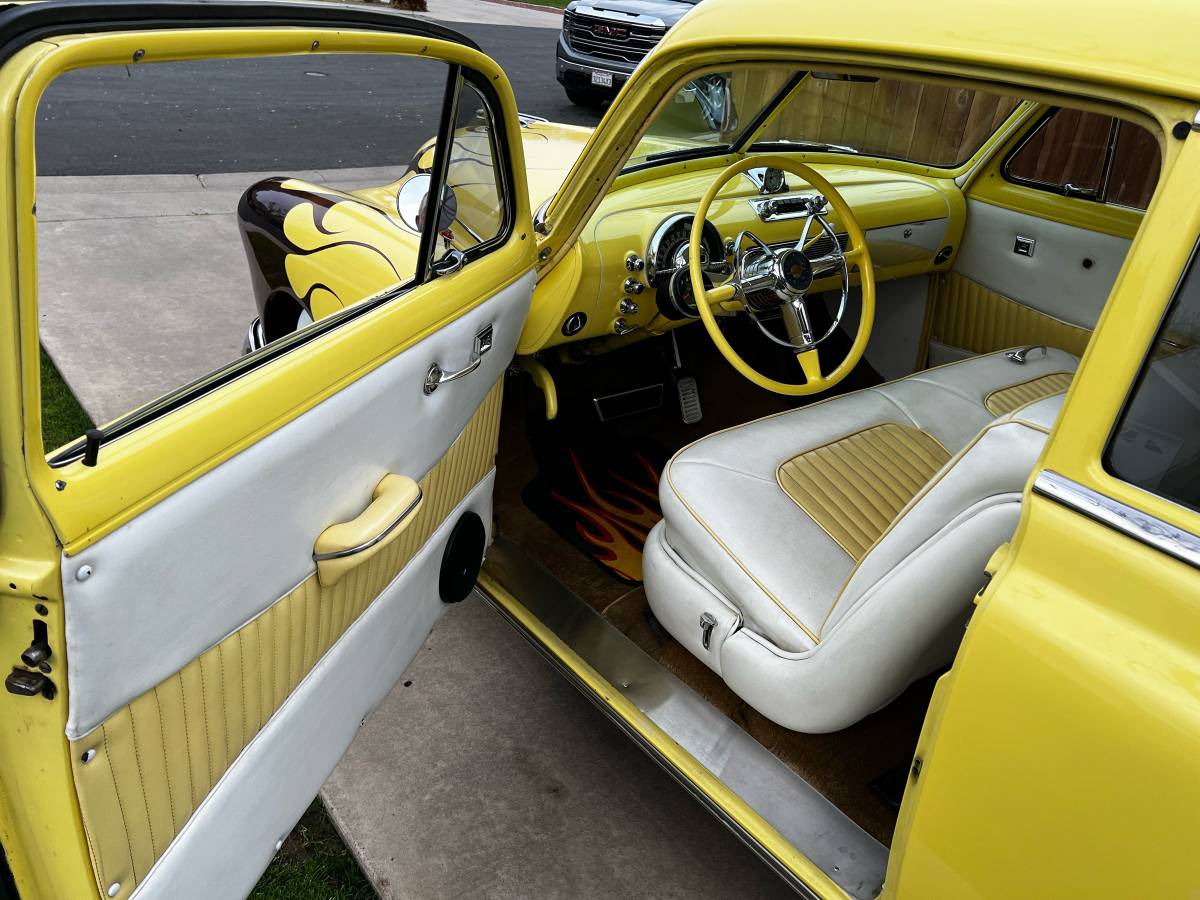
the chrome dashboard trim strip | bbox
[478,537,888,899]
[1033,470,1200,570]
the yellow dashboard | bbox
[523,157,966,354]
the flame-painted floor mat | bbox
[521,428,668,585]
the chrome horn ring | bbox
[728,207,850,353]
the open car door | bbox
[0,5,534,898]
[889,126,1200,897]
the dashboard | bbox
[531,159,967,350]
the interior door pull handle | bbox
[313,474,423,586]
[425,325,493,395]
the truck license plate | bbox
[591,70,613,88]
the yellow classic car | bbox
[1,1,1198,899]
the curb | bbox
[477,0,563,16]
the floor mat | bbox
[522,425,667,585]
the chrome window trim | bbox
[1033,470,1200,570]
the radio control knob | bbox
[623,277,645,295]
[625,253,645,272]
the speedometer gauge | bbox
[646,213,725,319]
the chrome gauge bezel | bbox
[645,213,724,284]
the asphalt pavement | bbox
[37,22,599,176]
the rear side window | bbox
[1106,251,1200,510]
[1004,108,1161,210]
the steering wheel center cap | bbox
[776,248,814,295]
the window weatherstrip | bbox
[419,64,463,282]
[1033,470,1200,570]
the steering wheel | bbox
[689,155,875,396]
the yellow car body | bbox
[0,1,1196,899]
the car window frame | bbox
[1101,234,1200,515]
[44,56,515,467]
[1001,106,1158,211]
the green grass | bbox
[40,348,93,451]
[517,0,570,8]
[39,354,374,899]
[250,801,376,900]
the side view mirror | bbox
[396,173,459,233]
[684,73,736,134]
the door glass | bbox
[1106,252,1200,510]
[34,53,464,452]
[1006,108,1111,196]
[1107,120,1162,210]
[440,81,507,254]
[1004,108,1161,209]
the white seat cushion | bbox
[645,348,1077,732]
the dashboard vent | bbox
[564,11,667,65]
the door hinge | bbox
[5,667,56,700]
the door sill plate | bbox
[477,537,887,899]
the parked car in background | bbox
[556,0,701,107]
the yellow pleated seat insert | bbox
[984,372,1073,415]
[777,423,951,560]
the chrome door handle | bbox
[432,248,467,277]
[424,325,493,395]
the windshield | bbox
[625,66,1020,171]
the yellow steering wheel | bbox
[689,155,876,396]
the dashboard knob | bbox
[619,298,639,315]
[623,277,645,295]
[625,253,645,272]
[612,317,637,336]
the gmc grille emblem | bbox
[593,23,629,38]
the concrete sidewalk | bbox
[37,166,405,426]
[322,596,793,900]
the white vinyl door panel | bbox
[129,474,495,900]
[956,198,1131,329]
[62,271,533,741]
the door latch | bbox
[1013,235,1036,257]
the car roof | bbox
[662,0,1200,101]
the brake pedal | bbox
[677,375,702,424]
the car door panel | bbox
[954,198,1131,328]
[70,423,504,900]
[926,199,1130,364]
[62,276,529,899]
[61,277,531,743]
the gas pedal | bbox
[677,375,702,424]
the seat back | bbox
[821,393,1064,656]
